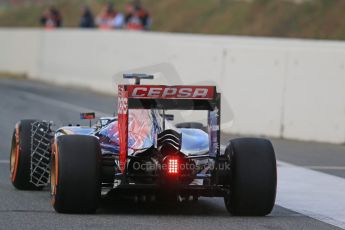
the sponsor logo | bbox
[127,85,214,99]
[118,85,128,114]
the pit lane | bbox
[0,77,344,230]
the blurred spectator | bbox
[125,0,151,30]
[79,5,95,28]
[96,2,124,29]
[40,6,62,29]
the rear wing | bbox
[117,84,221,173]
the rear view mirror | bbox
[80,112,95,127]
[80,112,95,120]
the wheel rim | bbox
[50,144,58,205]
[10,128,20,182]
[50,156,56,195]
[10,142,17,178]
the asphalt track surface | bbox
[0,77,345,230]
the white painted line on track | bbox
[301,166,345,170]
[221,144,345,228]
[23,92,109,117]
[277,161,345,229]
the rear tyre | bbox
[224,138,277,216]
[51,135,101,213]
[10,119,43,190]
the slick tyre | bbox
[51,135,101,213]
[224,138,277,216]
[10,119,43,190]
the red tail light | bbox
[168,158,179,174]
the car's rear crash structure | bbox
[9,74,277,215]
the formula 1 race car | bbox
[9,74,277,215]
